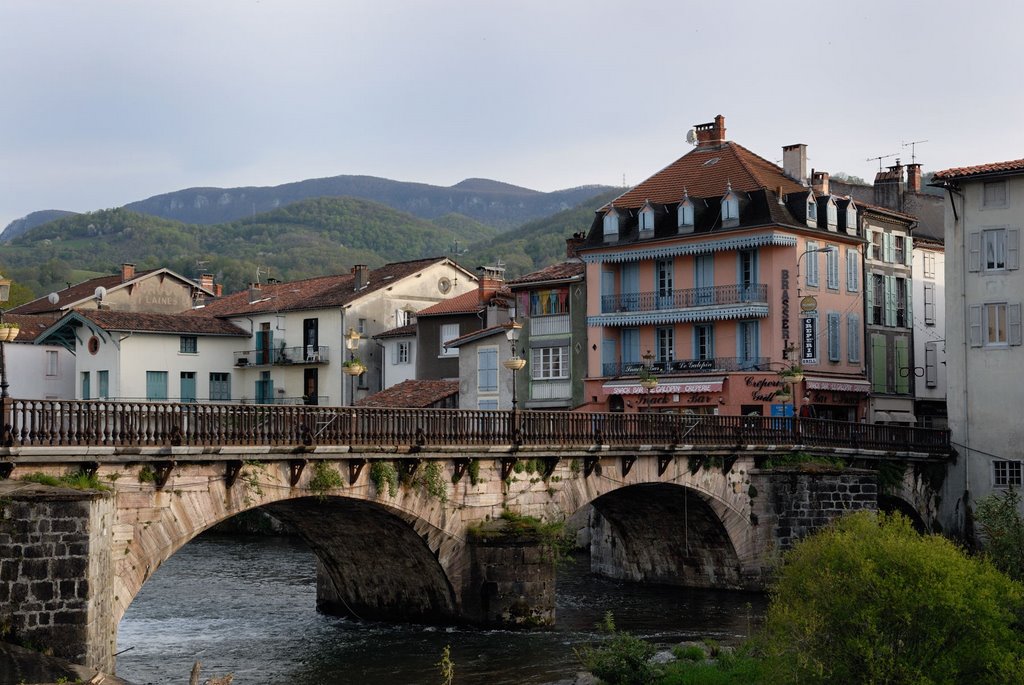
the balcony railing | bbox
[234,346,329,367]
[602,284,767,314]
[530,314,571,336]
[2,399,951,454]
[602,357,770,377]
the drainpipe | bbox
[945,182,970,533]
[340,308,347,407]
[375,341,387,391]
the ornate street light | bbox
[342,327,364,406]
[0,274,18,401]
[503,321,525,412]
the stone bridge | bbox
[0,400,950,674]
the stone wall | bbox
[753,468,878,551]
[0,482,114,672]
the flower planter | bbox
[502,357,527,371]
[780,371,804,384]
[0,325,19,342]
[774,393,793,403]
[640,378,658,390]
[343,363,365,376]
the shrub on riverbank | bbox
[974,488,1024,582]
[759,511,1024,684]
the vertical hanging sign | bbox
[802,314,818,364]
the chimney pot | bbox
[782,144,808,185]
[693,114,727,147]
[811,169,830,195]
[353,264,369,291]
[199,273,214,291]
[906,163,922,193]
[121,263,136,282]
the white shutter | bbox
[1009,303,1022,346]
[968,232,981,272]
[905,235,913,266]
[925,342,937,387]
[969,305,983,347]
[1008,229,1020,271]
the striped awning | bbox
[805,377,871,393]
[602,377,724,395]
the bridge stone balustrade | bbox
[0,403,951,675]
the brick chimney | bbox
[693,114,727,147]
[352,264,369,291]
[565,233,586,259]
[811,169,830,195]
[248,282,262,304]
[477,265,505,305]
[873,161,904,211]
[121,263,135,282]
[199,273,215,292]
[782,144,808,185]
[906,163,922,193]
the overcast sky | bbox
[2,0,1022,229]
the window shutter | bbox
[924,283,935,324]
[885,275,896,327]
[969,304,983,347]
[828,312,841,361]
[848,313,860,363]
[871,335,888,393]
[905,280,913,327]
[968,231,981,272]
[905,235,913,266]
[865,273,875,324]
[884,233,893,263]
[1009,303,1022,346]
[1008,229,1020,271]
[895,338,910,394]
[925,342,937,387]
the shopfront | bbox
[601,377,724,414]
[803,377,870,422]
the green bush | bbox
[659,648,765,685]
[974,488,1024,582]
[577,631,659,685]
[672,645,706,662]
[308,461,343,499]
[759,511,1024,684]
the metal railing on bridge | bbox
[1,399,950,455]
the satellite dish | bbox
[686,128,698,146]
[47,292,59,305]
[94,286,106,301]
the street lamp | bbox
[503,321,525,412]
[639,350,658,411]
[796,244,837,298]
[0,274,18,401]
[342,327,364,406]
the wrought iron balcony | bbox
[602,357,770,377]
[234,346,329,367]
[601,284,767,313]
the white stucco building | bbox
[911,235,947,428]
[932,159,1024,532]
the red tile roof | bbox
[508,261,585,285]
[608,142,807,210]
[192,258,460,317]
[445,324,509,348]
[415,290,481,317]
[355,379,459,408]
[932,158,1024,181]
[2,314,59,342]
[11,271,156,315]
[374,323,417,339]
[77,310,249,336]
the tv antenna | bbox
[255,265,269,284]
[866,152,898,171]
[450,240,468,257]
[902,139,928,165]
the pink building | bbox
[578,115,869,420]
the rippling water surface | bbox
[117,534,766,684]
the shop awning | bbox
[874,411,917,424]
[804,377,871,393]
[602,377,724,395]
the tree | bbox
[975,489,1024,582]
[760,511,1024,684]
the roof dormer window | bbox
[721,183,740,226]
[846,203,858,235]
[806,195,817,227]
[602,207,620,241]
[677,190,694,233]
[639,201,656,235]
[826,198,838,232]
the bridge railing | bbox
[1,399,950,454]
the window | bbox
[694,325,714,360]
[621,263,640,311]
[924,342,937,388]
[81,372,90,400]
[357,318,367,334]
[721,188,739,223]
[846,249,859,292]
[969,228,1019,272]
[869,274,885,325]
[993,460,1022,488]
[180,372,196,403]
[826,201,837,230]
[924,251,936,278]
[210,372,231,401]
[738,249,757,299]
[983,180,1008,208]
[621,328,640,364]
[439,323,459,357]
[532,346,569,379]
[827,312,841,362]
[639,205,655,232]
[846,205,857,234]
[528,287,569,316]
[924,283,936,325]
[737,320,759,366]
[396,309,412,327]
[870,231,883,261]
[46,350,59,377]
[847,313,860,363]
[894,236,906,265]
[603,209,619,238]
[395,341,411,364]
[180,336,198,354]
[478,347,498,392]
[146,371,168,401]
[656,327,674,362]
[969,303,1022,347]
[805,242,820,287]
[98,370,109,399]
[826,246,839,290]
[479,399,499,411]
[677,199,694,229]
[656,259,674,307]
[806,197,817,224]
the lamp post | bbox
[795,244,837,298]
[343,327,363,406]
[0,274,17,447]
[639,350,658,412]
[503,321,525,444]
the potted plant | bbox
[638,365,658,390]
[343,357,366,376]
[779,364,804,383]
[774,383,793,403]
[502,356,527,371]
[0,322,19,342]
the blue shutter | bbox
[601,339,617,375]
[905,235,914,266]
[865,273,875,325]
[848,313,860,363]
[828,312,841,361]
[621,329,640,363]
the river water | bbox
[117,534,766,684]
